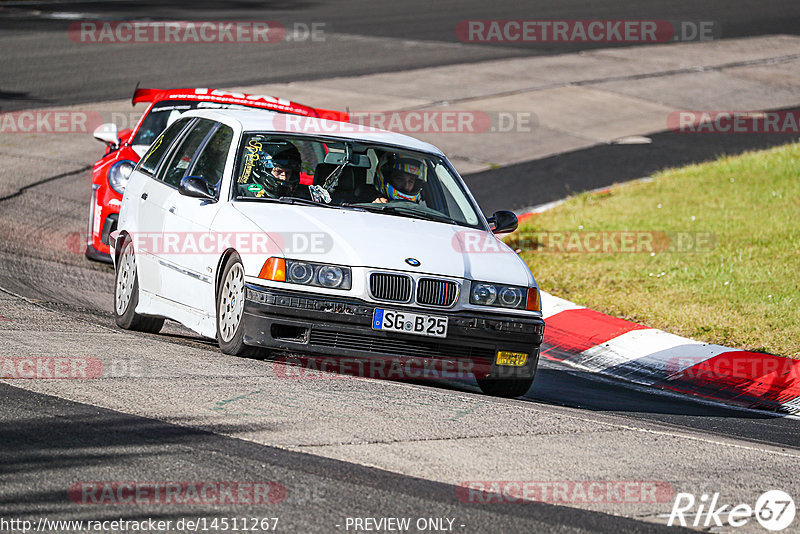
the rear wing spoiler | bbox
[131,86,349,122]
[312,107,350,123]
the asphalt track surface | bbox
[0,130,798,532]
[1,383,686,533]
[2,2,800,533]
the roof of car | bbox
[180,108,445,156]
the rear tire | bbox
[114,238,164,333]
[216,253,259,357]
[476,376,534,398]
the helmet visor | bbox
[265,157,300,170]
[387,158,425,195]
[387,170,422,195]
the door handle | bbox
[141,193,148,200]
[169,206,176,214]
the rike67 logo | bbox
[668,490,795,531]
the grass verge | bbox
[511,142,800,359]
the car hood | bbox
[229,202,534,287]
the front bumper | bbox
[85,243,112,263]
[243,284,545,380]
[87,199,118,262]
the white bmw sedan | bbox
[112,108,545,397]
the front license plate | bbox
[372,308,448,338]
[495,351,528,367]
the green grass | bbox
[510,142,800,358]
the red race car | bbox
[86,86,349,262]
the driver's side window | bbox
[189,124,234,193]
[157,119,216,188]
[138,118,193,176]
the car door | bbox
[128,117,194,296]
[157,119,232,311]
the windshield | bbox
[131,100,272,147]
[232,133,484,228]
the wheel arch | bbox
[215,248,239,299]
[112,230,131,268]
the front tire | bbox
[114,238,164,333]
[476,376,534,398]
[216,253,258,357]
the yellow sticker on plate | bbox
[495,351,528,367]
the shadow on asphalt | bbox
[525,363,776,418]
[150,326,785,422]
[0,383,681,533]
[465,127,800,215]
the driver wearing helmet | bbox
[372,153,426,204]
[237,139,309,199]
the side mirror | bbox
[487,210,518,234]
[179,176,215,201]
[93,123,120,148]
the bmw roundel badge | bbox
[405,258,421,267]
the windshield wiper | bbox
[238,196,456,222]
[276,196,338,208]
[235,196,283,203]
[344,203,457,225]
[236,196,337,208]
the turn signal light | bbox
[259,257,286,281]
[526,288,541,312]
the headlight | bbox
[471,282,538,311]
[498,286,525,308]
[317,265,345,288]
[275,259,351,290]
[108,160,136,194]
[471,283,497,306]
[287,261,314,284]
